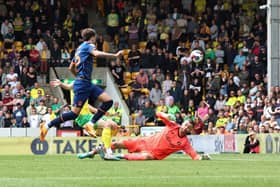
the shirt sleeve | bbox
[88,43,96,53]
[183,140,200,160]
[156,112,177,127]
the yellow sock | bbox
[102,127,112,149]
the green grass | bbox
[0,154,279,187]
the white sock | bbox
[106,148,113,155]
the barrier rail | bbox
[0,128,56,137]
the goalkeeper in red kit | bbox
[81,112,210,160]
[111,112,210,160]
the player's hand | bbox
[50,79,61,87]
[115,50,123,57]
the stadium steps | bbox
[87,7,117,52]
[37,75,52,95]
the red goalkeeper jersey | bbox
[142,114,199,160]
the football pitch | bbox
[0,154,279,187]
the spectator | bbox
[42,107,55,125]
[51,97,61,116]
[149,82,162,105]
[243,131,260,153]
[107,9,119,40]
[136,69,149,88]
[30,82,45,99]
[13,103,26,127]
[128,44,141,72]
[156,99,168,113]
[126,91,138,113]
[61,47,70,66]
[3,92,13,112]
[23,90,31,110]
[215,44,225,70]
[118,27,128,49]
[193,116,204,135]
[167,97,180,117]
[111,58,125,86]
[39,43,51,75]
[134,109,145,127]
[50,42,61,66]
[233,50,246,70]
[3,27,15,49]
[162,74,172,96]
[5,91,24,111]
[26,66,37,88]
[169,81,181,104]
[13,13,24,40]
[6,67,18,88]
[215,110,228,128]
[127,21,138,47]
[214,95,226,111]
[1,19,13,36]
[36,100,47,118]
[28,108,40,128]
[60,105,73,128]
[19,116,29,128]
[108,101,122,125]
[148,73,160,90]
[197,101,210,122]
[142,100,155,123]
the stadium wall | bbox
[1,134,280,155]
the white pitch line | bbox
[0,175,279,181]
[170,156,280,162]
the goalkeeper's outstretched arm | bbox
[156,112,177,127]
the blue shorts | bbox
[73,79,104,108]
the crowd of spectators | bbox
[1,0,277,138]
[0,0,91,128]
[107,0,280,136]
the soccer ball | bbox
[191,50,204,63]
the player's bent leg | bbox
[90,92,113,124]
[77,149,98,159]
[102,127,112,152]
[40,108,80,141]
[111,141,127,149]
[122,152,154,161]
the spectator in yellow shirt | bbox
[30,82,45,99]
[236,89,246,104]
[216,110,228,128]
[63,14,72,31]
[108,101,122,125]
[226,90,237,106]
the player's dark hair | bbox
[81,28,96,41]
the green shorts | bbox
[75,114,110,129]
[75,114,93,128]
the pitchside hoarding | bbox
[0,134,280,155]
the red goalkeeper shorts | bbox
[123,138,149,153]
